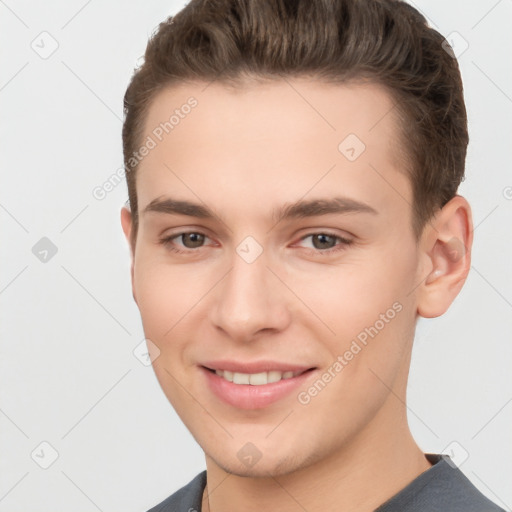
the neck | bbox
[202,394,432,512]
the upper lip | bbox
[201,360,316,374]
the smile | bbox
[212,369,304,385]
[202,365,317,409]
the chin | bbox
[208,450,319,479]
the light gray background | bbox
[1,1,511,511]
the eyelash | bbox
[158,231,353,256]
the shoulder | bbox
[146,471,207,512]
[376,454,507,512]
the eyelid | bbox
[292,231,353,251]
[159,230,215,251]
[159,229,353,255]
[159,226,213,242]
[296,231,352,243]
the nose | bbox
[208,248,291,343]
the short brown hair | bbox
[122,0,468,247]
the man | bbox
[120,0,505,510]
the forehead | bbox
[136,78,411,219]
[142,77,402,151]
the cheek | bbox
[304,253,415,336]
[133,258,197,341]
[300,244,419,382]
[134,262,201,404]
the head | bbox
[121,0,472,477]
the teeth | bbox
[249,372,267,385]
[267,370,282,383]
[214,369,302,385]
[233,372,250,384]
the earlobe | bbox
[416,196,473,319]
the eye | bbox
[159,231,210,253]
[296,232,353,254]
[158,231,353,256]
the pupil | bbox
[184,233,204,248]
[181,234,336,250]
[313,234,335,249]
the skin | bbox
[121,78,473,512]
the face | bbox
[122,78,427,477]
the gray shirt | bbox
[146,453,506,511]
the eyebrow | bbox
[142,196,378,224]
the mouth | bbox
[200,363,318,409]
[203,367,311,385]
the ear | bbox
[120,204,137,304]
[416,195,473,318]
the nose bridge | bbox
[210,243,289,340]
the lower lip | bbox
[201,367,316,410]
